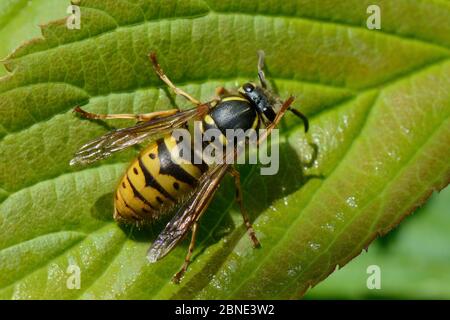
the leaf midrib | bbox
[0,75,351,139]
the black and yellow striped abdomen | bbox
[114,134,208,223]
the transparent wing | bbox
[70,108,200,166]
[147,164,230,263]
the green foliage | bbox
[0,0,449,299]
[0,0,67,77]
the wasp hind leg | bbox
[149,52,202,107]
[172,222,199,284]
[73,106,179,122]
[228,167,261,248]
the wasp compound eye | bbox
[243,83,255,93]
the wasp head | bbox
[238,82,280,124]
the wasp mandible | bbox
[70,51,309,283]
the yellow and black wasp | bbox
[70,51,309,283]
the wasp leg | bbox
[172,222,199,284]
[228,167,261,248]
[149,52,201,106]
[257,96,295,145]
[73,106,179,122]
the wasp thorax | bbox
[239,82,276,122]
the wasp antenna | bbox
[288,107,309,133]
[257,50,266,63]
[257,50,268,89]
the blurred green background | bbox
[306,186,450,299]
[1,0,449,300]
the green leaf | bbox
[0,0,68,77]
[0,0,449,299]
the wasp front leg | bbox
[257,96,295,145]
[172,222,199,284]
[149,52,202,107]
[228,167,261,248]
[73,106,180,122]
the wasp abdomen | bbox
[114,134,208,224]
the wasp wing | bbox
[70,108,201,166]
[147,164,230,263]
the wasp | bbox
[70,51,309,283]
